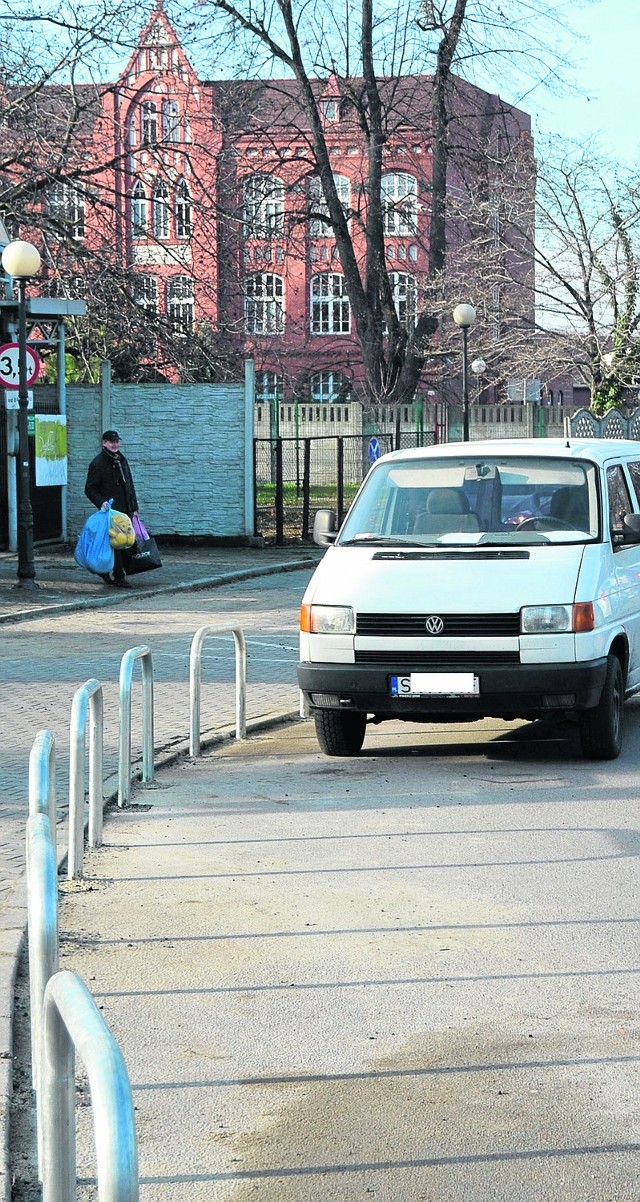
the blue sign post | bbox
[368,436,381,465]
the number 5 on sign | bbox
[0,342,41,390]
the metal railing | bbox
[41,970,139,1202]
[189,625,247,757]
[118,645,154,807]
[29,730,57,862]
[67,679,104,881]
[26,811,59,1174]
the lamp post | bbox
[452,303,476,440]
[1,239,41,588]
[471,356,487,406]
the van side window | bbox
[606,464,633,543]
[626,460,640,507]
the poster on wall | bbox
[35,415,68,486]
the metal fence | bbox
[254,431,435,543]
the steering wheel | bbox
[516,516,574,531]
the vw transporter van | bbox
[298,439,640,759]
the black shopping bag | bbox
[127,516,162,575]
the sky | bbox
[508,0,640,164]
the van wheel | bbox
[314,710,367,756]
[578,654,624,760]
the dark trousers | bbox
[113,549,129,580]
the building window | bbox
[310,273,351,335]
[141,100,158,145]
[389,272,417,329]
[309,174,350,237]
[244,174,285,239]
[133,274,158,314]
[162,99,180,143]
[381,172,417,235]
[152,180,170,239]
[48,182,86,240]
[245,273,285,335]
[131,180,148,237]
[321,99,339,122]
[175,180,192,237]
[310,371,351,404]
[167,276,194,334]
[256,371,284,406]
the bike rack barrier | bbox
[41,970,139,1202]
[118,645,154,807]
[189,625,247,757]
[26,812,59,1175]
[29,730,57,863]
[68,679,104,881]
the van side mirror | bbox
[313,508,337,546]
[622,513,640,543]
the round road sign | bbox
[0,342,41,390]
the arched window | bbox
[131,181,148,237]
[244,175,285,239]
[167,276,194,334]
[309,174,350,237]
[381,172,417,235]
[141,100,158,146]
[310,273,351,335]
[133,274,158,314]
[245,274,285,334]
[310,371,351,403]
[152,180,170,239]
[175,180,192,238]
[48,182,86,240]
[162,99,180,143]
[389,272,417,328]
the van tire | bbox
[314,710,367,756]
[578,654,624,760]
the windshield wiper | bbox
[340,534,417,546]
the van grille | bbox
[355,650,520,666]
[356,612,521,638]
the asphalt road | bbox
[12,702,640,1200]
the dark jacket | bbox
[85,448,139,516]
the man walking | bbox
[85,430,139,588]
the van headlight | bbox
[300,604,355,634]
[521,605,572,633]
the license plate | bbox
[390,673,479,697]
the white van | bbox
[298,438,640,760]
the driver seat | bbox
[413,488,480,536]
[549,487,589,530]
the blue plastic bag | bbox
[74,503,115,575]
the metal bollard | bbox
[26,812,59,1174]
[118,645,154,807]
[29,730,57,862]
[68,679,104,880]
[189,625,247,757]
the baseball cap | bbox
[102,430,122,442]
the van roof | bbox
[381,438,640,466]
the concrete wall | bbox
[39,367,253,540]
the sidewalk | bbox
[0,540,320,1202]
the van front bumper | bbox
[298,658,609,718]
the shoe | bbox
[99,573,114,585]
[113,577,133,589]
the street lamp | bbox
[452,303,476,440]
[1,239,41,588]
[471,356,487,405]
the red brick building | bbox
[30,4,535,421]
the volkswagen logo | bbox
[425,615,445,634]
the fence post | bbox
[275,436,284,545]
[118,646,154,807]
[301,438,311,539]
[68,680,104,881]
[337,436,344,525]
[42,971,139,1202]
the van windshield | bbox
[338,456,599,546]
